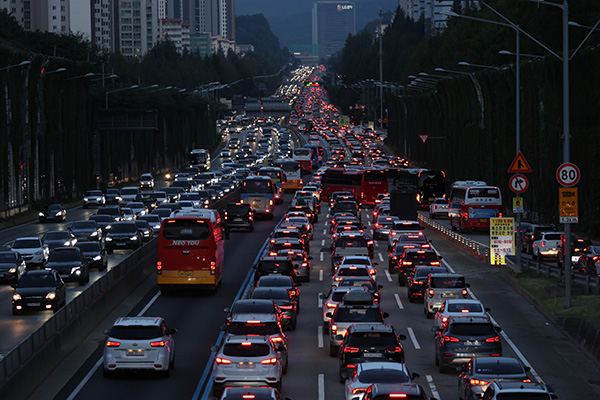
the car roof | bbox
[368,382,424,395]
[224,334,270,344]
[113,316,163,327]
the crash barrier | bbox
[418,214,489,264]
[0,188,240,399]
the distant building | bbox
[237,44,255,57]
[190,32,212,57]
[93,0,113,53]
[114,0,159,57]
[399,0,479,36]
[293,51,319,66]
[211,34,236,55]
[312,1,356,59]
[159,19,190,53]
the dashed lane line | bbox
[407,327,421,350]
[318,293,323,308]
[426,375,440,400]
[394,293,404,310]
[317,327,323,348]
[319,269,323,281]
[378,252,384,262]
[385,270,393,282]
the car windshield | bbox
[72,221,96,230]
[76,242,101,252]
[127,202,144,209]
[358,369,410,384]
[449,323,495,336]
[430,276,465,288]
[475,361,524,375]
[334,307,382,322]
[227,322,280,336]
[48,251,80,262]
[0,253,15,262]
[13,239,41,249]
[48,205,62,212]
[109,326,163,339]
[223,343,270,357]
[44,232,70,240]
[109,224,137,234]
[19,273,55,287]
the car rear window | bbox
[257,260,292,272]
[447,302,483,313]
[110,326,163,339]
[161,219,210,240]
[227,322,280,336]
[398,234,426,243]
[223,343,270,357]
[414,268,446,279]
[405,252,438,262]
[335,237,368,248]
[335,308,382,322]
[338,267,370,276]
[430,276,465,288]
[449,323,495,336]
[475,361,524,375]
[257,277,293,287]
[251,289,290,301]
[357,369,409,384]
[544,234,561,241]
[348,332,397,347]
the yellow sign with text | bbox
[559,187,578,223]
[490,217,514,265]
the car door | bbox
[54,272,66,303]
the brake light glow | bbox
[150,341,166,347]
[430,261,440,265]
[106,341,120,347]
[325,302,338,308]
[242,395,256,399]
[462,289,469,297]
[210,261,216,274]
[331,324,337,333]
[386,346,402,353]
[246,320,261,324]
[389,395,407,399]
[215,357,231,364]
[442,335,459,342]
[428,289,435,297]
[156,261,162,275]
[470,379,489,386]
[485,336,500,342]
[241,341,252,346]
[261,357,278,364]
[343,346,359,353]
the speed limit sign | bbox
[556,163,580,187]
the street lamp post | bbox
[458,61,502,71]
[0,60,31,72]
[378,9,384,129]
[105,85,139,110]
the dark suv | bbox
[558,234,591,268]
[433,315,502,373]
[224,202,254,231]
[252,255,296,284]
[339,323,406,382]
[406,266,447,302]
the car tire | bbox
[103,369,113,378]
[282,356,288,374]
[434,352,439,366]
[163,368,171,378]
[439,363,448,373]
[79,275,86,286]
[12,307,21,316]
[291,315,297,330]
[249,225,254,232]
[274,380,282,394]
[52,302,60,313]
[408,291,414,303]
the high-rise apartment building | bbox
[93,0,113,52]
[114,0,159,57]
[312,1,356,59]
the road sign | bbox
[556,163,580,187]
[559,187,578,223]
[513,197,524,213]
[419,135,429,144]
[490,217,515,265]
[507,151,532,173]
[509,174,529,194]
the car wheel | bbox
[434,352,439,366]
[52,302,60,313]
[450,217,456,231]
[12,307,21,316]
[79,275,86,286]
[163,367,171,378]
[329,344,338,357]
[83,205,88,209]
[439,363,448,373]
[282,355,288,374]
[274,380,282,394]
[103,369,113,378]
[291,315,297,330]
[249,225,254,232]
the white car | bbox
[344,361,417,400]
[120,186,140,203]
[11,237,49,267]
[428,197,448,219]
[139,173,154,189]
[220,149,231,158]
[433,299,489,329]
[103,316,176,377]
[532,231,562,260]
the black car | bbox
[339,323,406,382]
[135,192,159,211]
[88,214,113,235]
[224,202,254,231]
[337,276,383,303]
[433,315,503,373]
[75,241,107,271]
[138,215,162,236]
[42,230,77,251]
[577,245,600,274]
[11,269,66,314]
[104,221,143,253]
[39,203,67,223]
[96,206,123,222]
[250,287,298,329]
[134,220,153,242]
[389,243,419,275]
[0,251,26,283]
[252,255,297,284]
[104,188,122,205]
[255,275,301,313]
[407,266,448,302]
[69,220,102,242]
[45,247,89,285]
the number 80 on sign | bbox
[556,163,580,187]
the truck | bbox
[390,188,418,221]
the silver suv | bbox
[212,335,283,397]
[103,316,177,377]
[482,381,557,399]
[424,273,469,318]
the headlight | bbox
[90,231,98,237]
[105,225,112,230]
[130,235,139,241]
[35,250,43,255]
[83,198,89,202]
[105,237,113,241]
[96,197,102,201]
[12,293,21,301]
[46,292,56,300]
[55,212,62,216]
[93,255,102,261]
[39,212,44,217]
[8,268,16,273]
[64,241,71,246]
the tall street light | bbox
[378,9,384,129]
[0,60,31,72]
[458,61,502,71]
[499,50,544,59]
[105,85,139,110]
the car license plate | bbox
[116,242,126,246]
[441,293,454,298]
[126,349,145,356]
[234,218,243,222]
[363,353,383,358]
[179,270,192,277]
[237,362,255,369]
[465,341,481,346]
[27,303,41,307]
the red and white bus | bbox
[293,147,312,172]
[156,212,225,292]
[448,181,502,232]
[360,168,389,207]
[321,167,363,202]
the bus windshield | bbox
[467,188,500,199]
[162,219,210,240]
[191,152,207,164]
[280,162,301,172]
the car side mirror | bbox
[466,283,471,288]
[373,262,379,266]
[252,264,257,269]
[455,366,463,372]
[325,312,333,318]
[340,370,349,380]
[411,372,420,380]
[494,326,503,332]
[335,334,343,341]
[382,312,389,318]
[431,326,440,333]
[319,293,325,299]
[308,256,313,260]
[429,240,433,243]
[169,328,178,334]
[438,255,443,259]
[524,366,531,372]
[485,307,491,312]
[104,329,111,335]
[398,334,407,341]
[210,345,219,352]
[297,282,302,287]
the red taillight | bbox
[325,302,337,308]
[261,357,278,364]
[331,324,337,333]
[279,305,293,310]
[343,346,360,353]
[106,341,120,347]
[430,261,440,266]
[523,379,532,383]
[391,256,397,261]
[242,395,256,399]
[271,337,283,342]
[210,261,216,274]
[428,289,434,297]
[485,336,500,343]
[470,379,489,386]
[422,244,431,248]
[151,341,166,347]
[386,346,402,353]
[289,290,296,296]
[442,335,459,342]
[374,223,382,228]
[402,261,412,266]
[462,289,468,297]
[389,395,407,399]
[215,357,231,364]
[269,200,273,206]
[156,261,162,275]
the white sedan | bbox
[344,361,418,400]
[434,299,489,329]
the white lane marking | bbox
[374,241,379,248]
[318,293,323,308]
[378,252,384,262]
[321,239,325,247]
[323,229,326,234]
[407,327,421,350]
[324,221,328,226]
[394,293,404,310]
[320,252,324,262]
[318,373,325,400]
[67,290,161,400]
[326,213,330,218]
[319,269,323,281]
[317,327,324,348]
[426,375,440,399]
[385,270,392,282]
[367,220,372,226]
